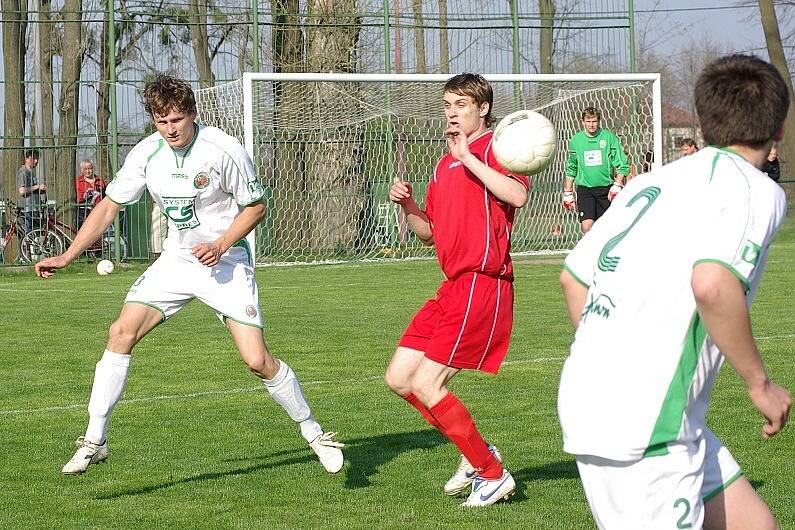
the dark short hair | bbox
[143,74,196,118]
[24,149,39,159]
[443,73,495,127]
[695,54,789,149]
[581,107,601,121]
[679,138,697,148]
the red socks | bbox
[403,392,443,430]
[429,392,503,480]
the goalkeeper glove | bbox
[562,190,576,211]
[608,182,623,202]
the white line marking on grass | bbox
[756,334,795,340]
[0,288,118,294]
[0,358,564,417]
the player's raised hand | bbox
[444,125,471,161]
[192,241,224,267]
[389,180,414,205]
[748,380,791,438]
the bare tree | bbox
[2,0,27,206]
[411,0,427,73]
[539,0,555,74]
[439,0,449,73]
[188,0,216,88]
[759,0,795,178]
[270,0,309,248]
[304,0,363,250]
[54,0,85,222]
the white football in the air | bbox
[97,259,115,275]
[492,110,558,175]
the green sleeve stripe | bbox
[563,263,589,287]
[703,470,743,502]
[693,259,750,293]
[240,196,265,207]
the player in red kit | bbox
[384,73,529,507]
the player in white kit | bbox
[35,75,344,476]
[558,55,791,529]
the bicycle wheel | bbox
[101,234,129,261]
[20,229,65,263]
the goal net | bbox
[196,73,661,265]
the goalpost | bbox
[196,73,662,266]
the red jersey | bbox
[425,130,530,281]
[75,175,108,203]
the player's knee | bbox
[384,367,411,396]
[245,354,279,379]
[107,319,138,348]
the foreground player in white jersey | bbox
[35,75,344,476]
[558,54,791,529]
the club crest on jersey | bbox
[245,305,258,317]
[162,196,200,230]
[599,139,607,148]
[193,172,210,189]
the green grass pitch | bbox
[1,222,793,529]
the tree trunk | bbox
[305,0,363,252]
[38,0,56,187]
[270,0,308,249]
[539,0,555,74]
[96,6,112,180]
[438,0,449,74]
[759,0,795,179]
[1,0,27,263]
[411,0,427,73]
[55,0,83,224]
[2,0,27,208]
[188,0,215,88]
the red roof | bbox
[663,103,698,128]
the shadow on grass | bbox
[509,459,581,503]
[94,429,446,499]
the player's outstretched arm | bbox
[388,180,433,244]
[35,197,122,278]
[560,268,588,330]
[192,200,266,267]
[692,262,791,438]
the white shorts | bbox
[574,428,741,530]
[125,246,262,328]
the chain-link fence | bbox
[2,1,639,264]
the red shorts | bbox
[399,272,514,374]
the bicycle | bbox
[0,200,33,263]
[19,201,129,263]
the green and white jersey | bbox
[565,128,630,188]
[558,147,786,461]
[107,124,264,253]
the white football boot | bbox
[62,437,109,475]
[309,432,345,474]
[461,470,516,507]
[443,444,503,496]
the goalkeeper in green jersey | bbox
[562,107,630,233]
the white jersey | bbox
[106,124,264,255]
[558,147,786,461]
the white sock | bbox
[262,361,323,442]
[84,350,131,444]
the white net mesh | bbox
[196,75,659,265]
